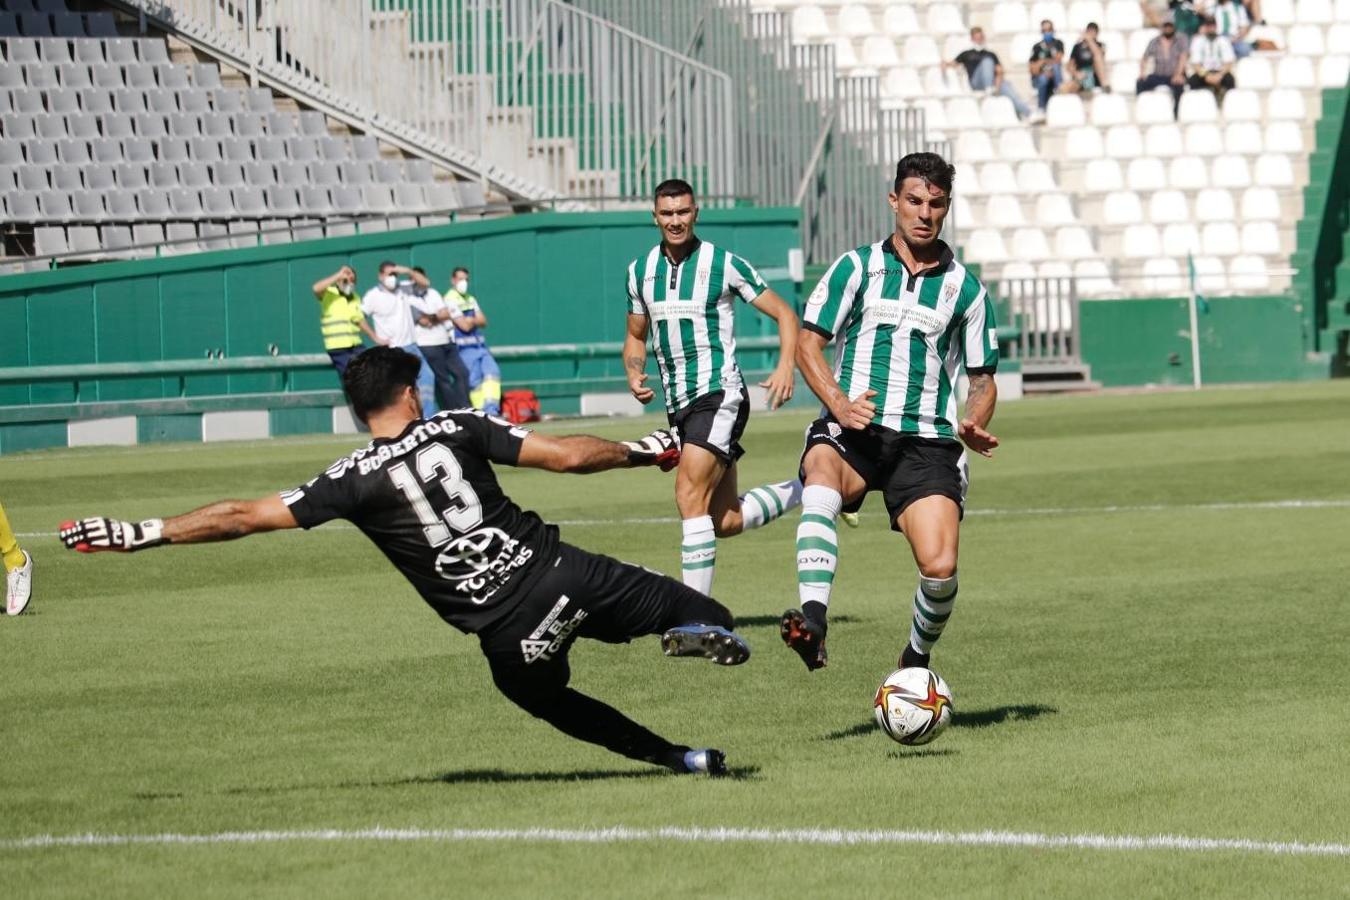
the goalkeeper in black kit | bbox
[60,347,750,776]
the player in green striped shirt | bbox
[781,153,1001,672]
[624,178,803,596]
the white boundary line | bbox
[2,826,1348,857]
[14,498,1350,539]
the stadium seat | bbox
[1228,256,1270,291]
[1263,121,1304,154]
[265,185,301,216]
[1074,258,1119,297]
[1103,190,1144,225]
[1010,227,1052,259]
[275,159,307,185]
[957,130,995,161]
[1184,123,1224,156]
[34,224,67,256]
[1046,94,1085,128]
[1275,56,1316,89]
[232,185,266,217]
[308,160,340,185]
[964,228,1009,262]
[1168,155,1208,190]
[1240,220,1281,256]
[791,6,829,40]
[1121,224,1162,258]
[1265,88,1306,122]
[860,35,899,67]
[1240,187,1281,220]
[299,185,332,215]
[1234,56,1274,91]
[1194,188,1236,222]
[1296,0,1334,23]
[212,162,244,187]
[340,160,372,184]
[991,4,1028,33]
[1201,221,1240,256]
[830,37,859,69]
[902,35,942,68]
[242,161,276,187]
[1084,157,1124,192]
[298,110,327,136]
[1141,257,1183,293]
[1134,90,1174,125]
[1263,0,1297,24]
[1222,121,1262,157]
[1035,192,1078,225]
[330,185,362,215]
[149,160,177,188]
[113,161,146,189]
[881,5,919,34]
[946,96,982,130]
[1126,157,1166,191]
[1104,124,1142,158]
[1190,255,1227,293]
[1088,91,1129,127]
[201,185,234,217]
[985,194,1027,226]
[1287,23,1326,54]
[1160,223,1200,256]
[1319,55,1350,86]
[1144,124,1184,157]
[101,224,133,251]
[1062,125,1104,159]
[997,129,1038,160]
[926,4,966,34]
[266,110,297,137]
[1105,0,1141,29]
[1055,226,1097,259]
[67,224,100,254]
[1016,161,1057,192]
[881,66,923,100]
[1176,90,1217,123]
[1148,189,1190,224]
[999,261,1037,282]
[982,95,1019,127]
[351,136,379,160]
[1254,153,1294,187]
[1210,155,1251,188]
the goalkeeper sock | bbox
[908,573,958,656]
[680,515,717,595]
[796,485,841,625]
[0,502,24,572]
[739,478,803,530]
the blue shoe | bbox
[661,624,750,666]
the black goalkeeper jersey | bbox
[281,411,559,633]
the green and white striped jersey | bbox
[803,238,998,440]
[625,239,769,413]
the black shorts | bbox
[478,543,733,688]
[668,385,750,465]
[799,417,968,531]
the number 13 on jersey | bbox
[388,443,484,547]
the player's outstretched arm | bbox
[60,495,299,553]
[795,329,876,430]
[516,430,679,474]
[958,373,1000,458]
[750,289,799,409]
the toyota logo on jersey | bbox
[434,527,536,604]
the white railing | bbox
[114,0,734,203]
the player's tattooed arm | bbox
[958,373,1000,458]
[624,313,654,404]
[60,496,298,552]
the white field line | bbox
[14,498,1350,540]
[1,826,1348,858]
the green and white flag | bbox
[1186,254,1210,314]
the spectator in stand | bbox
[310,264,382,376]
[1188,17,1237,102]
[1061,23,1111,94]
[944,27,1032,120]
[1211,0,1254,57]
[446,266,503,417]
[408,265,473,410]
[1028,20,1065,121]
[361,260,438,419]
[1136,19,1190,115]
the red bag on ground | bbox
[501,389,541,424]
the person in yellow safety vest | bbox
[446,266,502,416]
[311,264,384,376]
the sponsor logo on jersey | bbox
[520,593,589,663]
[648,300,705,321]
[435,527,536,604]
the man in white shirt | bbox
[1186,17,1236,101]
[408,265,472,410]
[361,260,438,418]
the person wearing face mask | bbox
[1027,20,1065,121]
[943,27,1031,120]
[361,260,438,418]
[1136,19,1190,116]
[310,264,382,376]
[408,265,473,410]
[446,267,503,417]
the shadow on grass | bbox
[821,704,1057,741]
[733,614,856,628]
[886,748,958,760]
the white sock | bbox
[680,515,717,595]
[909,573,958,655]
[739,478,804,530]
[796,485,842,618]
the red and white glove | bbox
[621,429,680,472]
[59,517,167,553]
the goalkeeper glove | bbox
[59,517,168,553]
[621,429,680,472]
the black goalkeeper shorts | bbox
[799,416,969,531]
[478,543,733,694]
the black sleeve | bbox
[280,458,358,529]
[450,411,530,466]
[954,49,974,67]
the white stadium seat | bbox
[982,95,1020,127]
[1036,260,1073,279]
[991,4,1029,33]
[1184,123,1224,156]
[1223,121,1263,154]
[1247,23,1287,44]
[1122,224,1163,258]
[1264,121,1305,154]
[1103,190,1144,225]
[1106,0,1143,31]
[903,35,942,68]
[860,35,900,67]
[1104,124,1143,158]
[1148,189,1191,224]
[1090,91,1130,126]
[1276,56,1317,88]
[1222,89,1262,121]
[837,5,876,36]
[986,194,1028,226]
[1127,28,1159,60]
[1046,94,1085,127]
[1191,255,1228,293]
[792,6,830,39]
[1016,161,1057,192]
[1084,158,1124,191]
[1142,258,1184,294]
[1240,187,1282,220]
[1229,256,1270,291]
[1320,55,1350,86]
[1161,223,1201,256]
[882,6,920,34]
[1010,227,1052,259]
[958,162,984,194]
[1177,90,1218,123]
[953,195,976,227]
[1000,261,1037,281]
[1195,188,1237,222]
[914,98,947,131]
[1254,153,1295,187]
[1145,124,1184,157]
[1135,90,1175,124]
[1074,258,1120,296]
[1064,125,1106,159]
[1296,0,1335,24]
[1036,192,1078,225]
[1263,0,1297,25]
[981,162,1017,191]
[882,67,924,100]
[1330,24,1350,44]
[1109,60,1138,94]
[923,66,965,98]
[1287,24,1327,54]
[946,97,983,129]
[1266,88,1308,121]
[1126,157,1166,191]
[1201,222,1241,256]
[1241,221,1282,256]
[832,37,860,68]
[1337,0,1350,22]
[1211,154,1252,188]
[1168,155,1209,190]
[1234,56,1274,90]
[1030,1,1070,27]
[958,130,996,161]
[965,228,1009,262]
[926,4,967,34]
[1055,226,1097,259]
[998,130,1040,160]
[1068,0,1106,30]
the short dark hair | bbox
[412,265,426,277]
[894,152,956,197]
[341,346,422,423]
[378,260,396,273]
[1086,21,1099,31]
[653,178,695,204]
[452,266,469,278]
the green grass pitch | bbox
[2,382,1349,898]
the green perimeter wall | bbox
[1079,294,1326,387]
[0,208,802,407]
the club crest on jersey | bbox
[941,282,959,305]
[827,421,843,439]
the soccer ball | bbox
[873,667,954,745]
